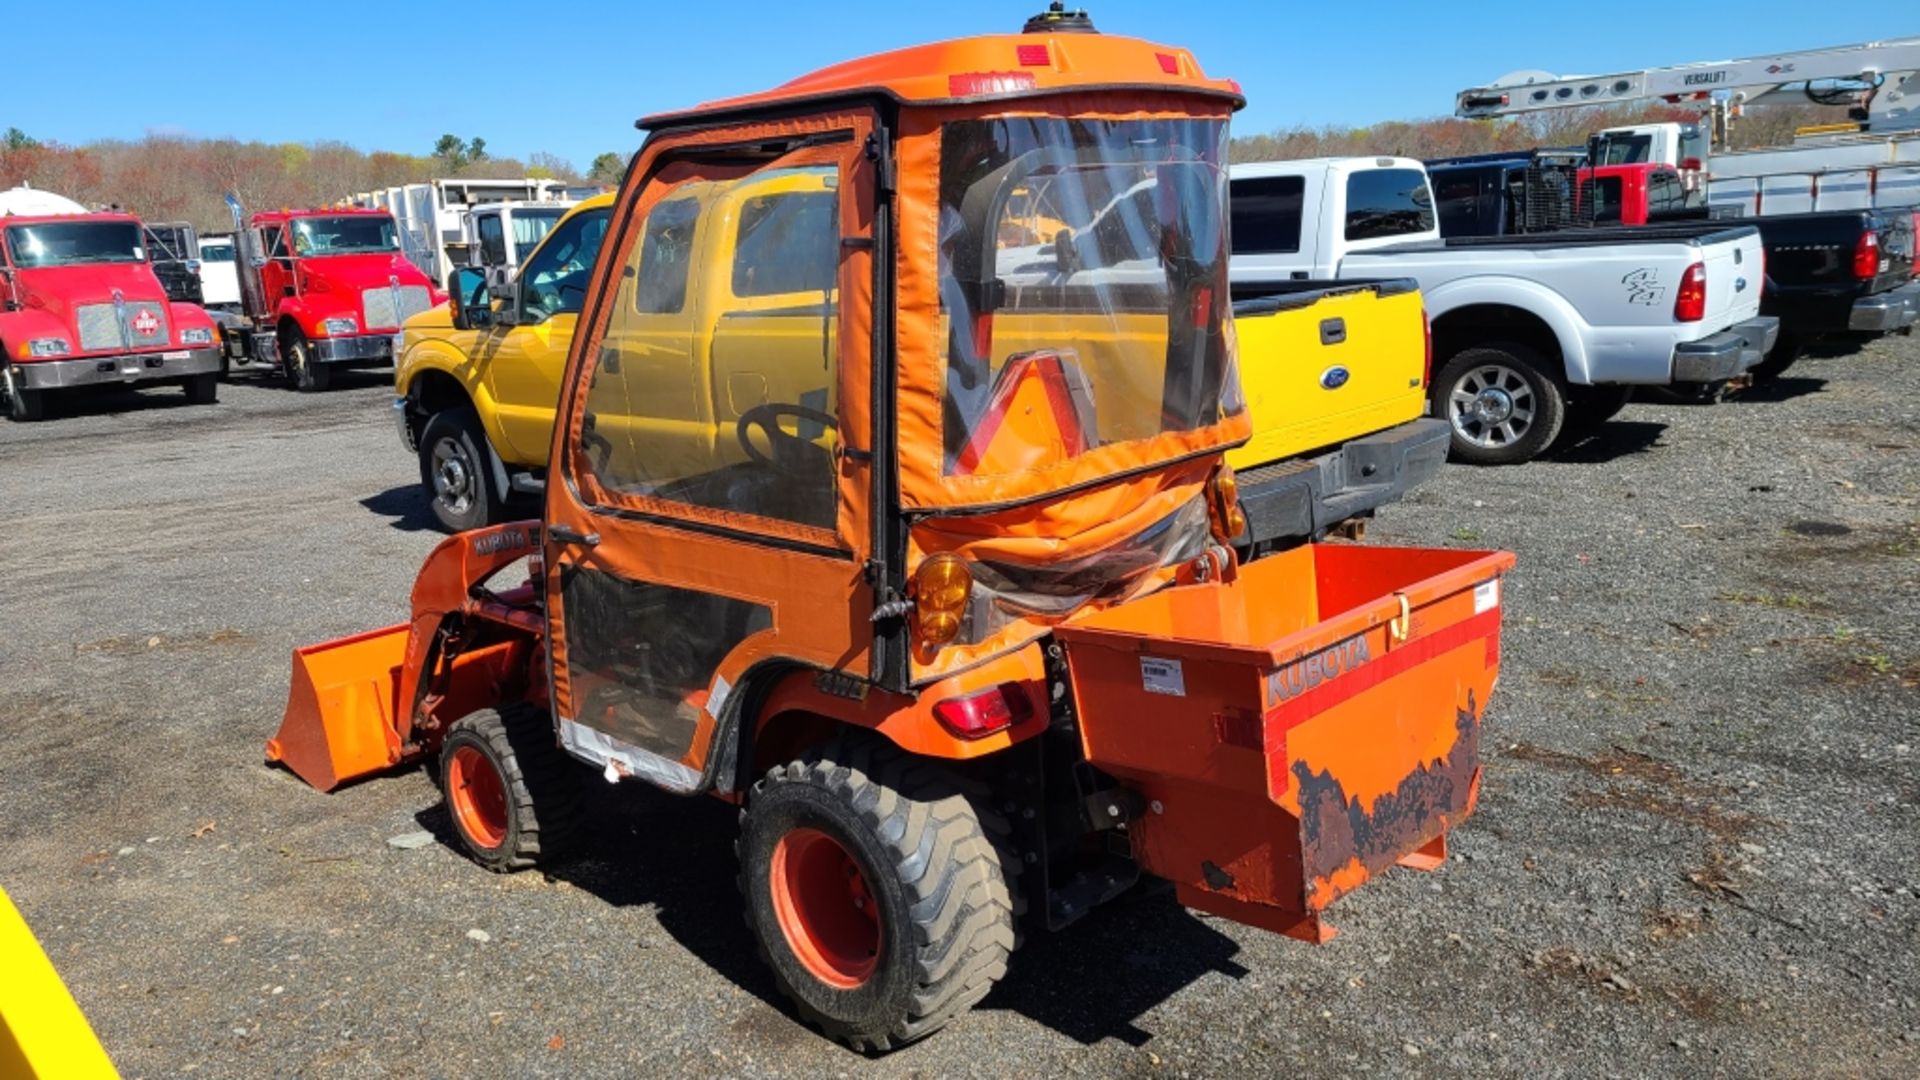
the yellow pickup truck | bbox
[396,181,1444,546]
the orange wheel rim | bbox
[769,827,881,989]
[448,745,508,850]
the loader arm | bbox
[267,521,548,791]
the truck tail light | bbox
[1421,307,1432,388]
[932,682,1033,741]
[1674,262,1707,322]
[1853,229,1881,281]
[912,553,973,648]
[1209,464,1246,542]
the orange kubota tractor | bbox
[269,4,1517,1050]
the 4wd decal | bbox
[1622,267,1665,306]
[1267,634,1371,706]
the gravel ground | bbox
[2,338,1916,1079]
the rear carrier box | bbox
[1056,544,1514,941]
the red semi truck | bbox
[1,191,222,422]
[217,195,442,391]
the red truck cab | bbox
[220,202,443,391]
[1578,162,1702,226]
[0,209,221,421]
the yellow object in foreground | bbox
[0,888,119,1080]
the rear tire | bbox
[184,372,219,405]
[285,333,332,392]
[738,738,1018,1051]
[419,407,507,532]
[1431,343,1566,465]
[1558,384,1631,443]
[437,703,581,873]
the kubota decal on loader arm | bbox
[269,4,1518,1051]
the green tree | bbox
[4,127,38,151]
[588,152,625,184]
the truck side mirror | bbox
[491,279,522,328]
[447,267,493,331]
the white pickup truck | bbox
[1229,157,1779,464]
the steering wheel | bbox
[736,403,837,477]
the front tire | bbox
[184,372,219,405]
[418,407,507,532]
[1749,333,1802,383]
[4,370,46,422]
[739,739,1018,1051]
[1432,343,1567,465]
[285,333,332,392]
[437,704,580,873]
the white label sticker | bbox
[706,674,732,717]
[1473,579,1500,614]
[1140,656,1186,697]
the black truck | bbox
[1747,209,1918,378]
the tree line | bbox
[0,129,629,232]
[2,101,1845,232]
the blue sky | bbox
[5,2,1907,166]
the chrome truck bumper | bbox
[1849,281,1920,333]
[1671,316,1779,383]
[312,333,404,366]
[8,347,221,391]
[1234,417,1451,556]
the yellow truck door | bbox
[484,207,612,463]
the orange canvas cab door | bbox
[1053,543,1515,941]
[539,107,880,791]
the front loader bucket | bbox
[1055,544,1515,942]
[265,624,410,792]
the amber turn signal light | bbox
[913,553,973,647]
[1209,466,1246,541]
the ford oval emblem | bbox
[1320,366,1351,390]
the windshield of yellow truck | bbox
[938,116,1238,480]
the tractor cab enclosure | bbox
[271,9,1516,1051]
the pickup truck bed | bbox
[1228,278,1447,553]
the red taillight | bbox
[1854,229,1881,281]
[1421,307,1433,388]
[1674,262,1707,322]
[932,682,1034,740]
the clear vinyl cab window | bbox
[937,116,1239,479]
[579,164,841,533]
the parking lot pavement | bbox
[2,339,1917,1078]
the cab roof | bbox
[1,210,142,228]
[251,206,394,225]
[640,24,1242,130]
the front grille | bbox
[361,285,433,330]
[74,302,169,351]
[75,304,122,350]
